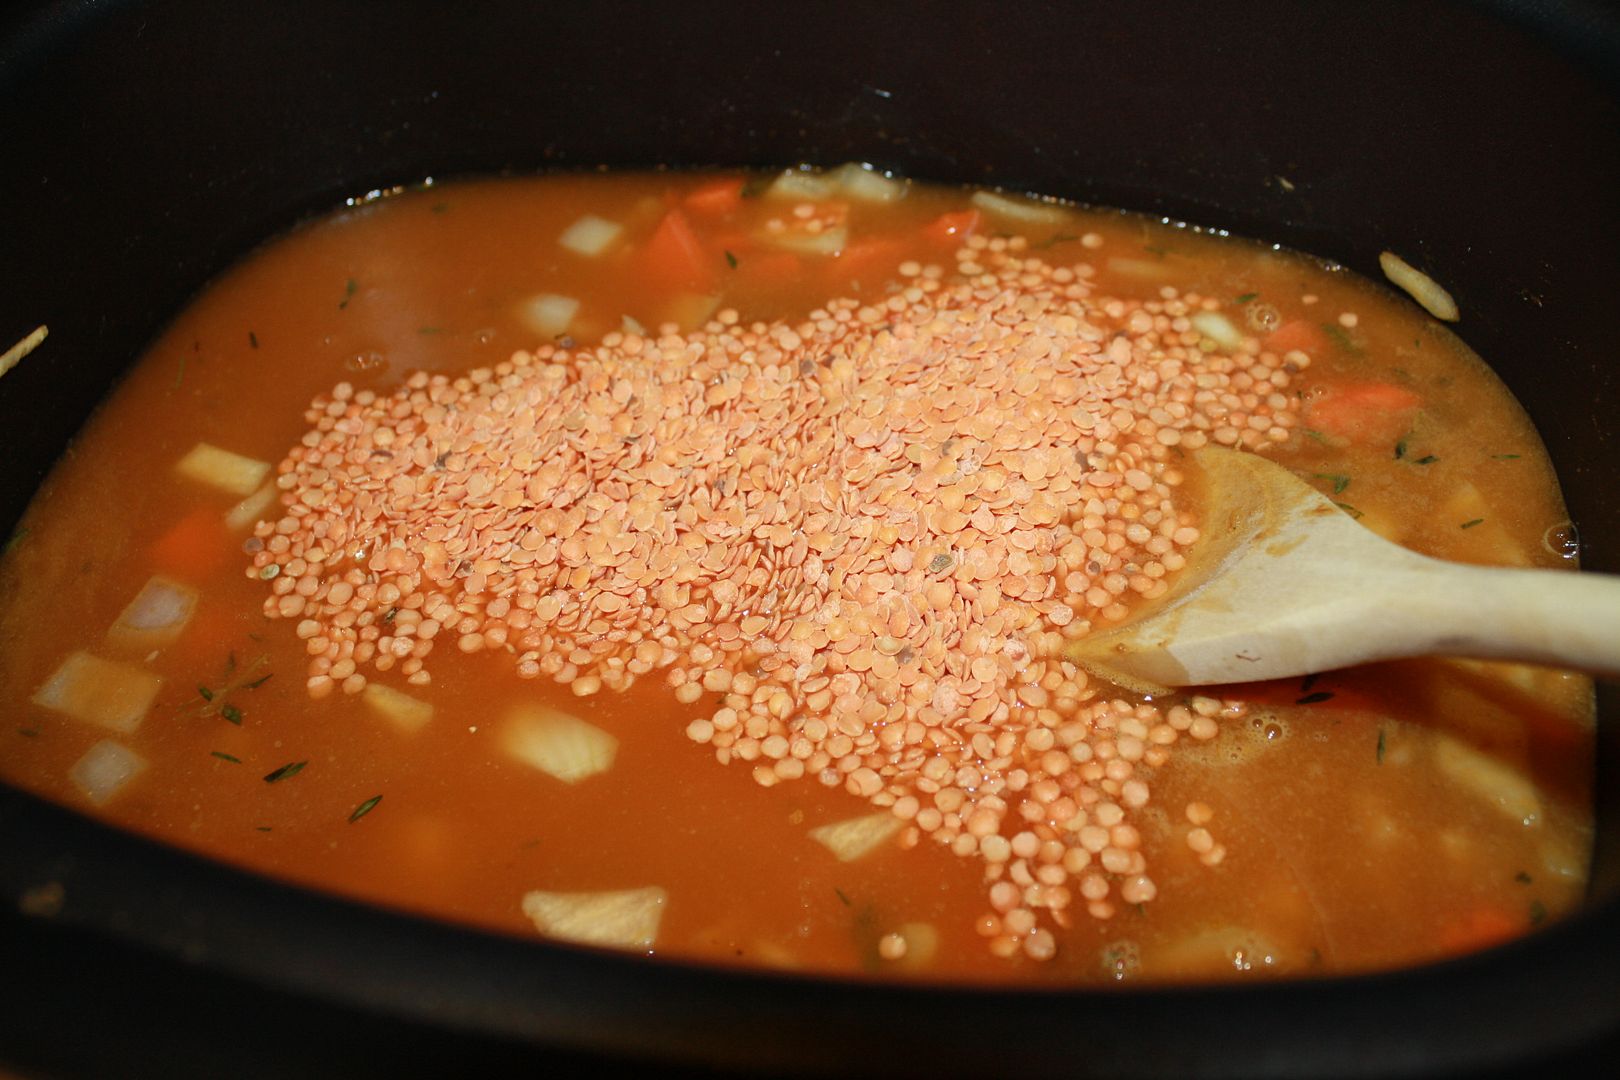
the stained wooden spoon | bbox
[1067,447,1620,691]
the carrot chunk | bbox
[150,507,230,577]
[1306,382,1423,442]
[683,177,746,217]
[828,236,906,286]
[639,208,718,293]
[924,209,980,245]
[1264,319,1330,356]
[1436,908,1521,955]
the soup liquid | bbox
[0,173,1592,984]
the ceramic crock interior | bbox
[1,1,1617,1076]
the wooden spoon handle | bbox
[1388,559,1620,678]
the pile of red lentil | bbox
[253,234,1305,960]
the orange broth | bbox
[0,170,1593,984]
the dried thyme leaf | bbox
[211,751,242,764]
[263,761,307,784]
[1295,691,1336,705]
[349,795,383,823]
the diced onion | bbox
[225,482,278,532]
[519,294,580,338]
[1379,251,1459,322]
[832,163,908,203]
[174,443,272,497]
[766,169,835,201]
[31,651,163,733]
[362,682,433,733]
[107,576,198,651]
[808,811,904,862]
[558,214,624,257]
[502,704,617,783]
[971,189,1073,224]
[69,739,148,805]
[1190,311,1244,350]
[1107,256,1171,280]
[521,886,667,950]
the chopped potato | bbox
[362,683,433,733]
[832,163,907,203]
[69,740,147,805]
[502,704,617,783]
[174,443,272,497]
[971,189,1072,224]
[518,293,580,337]
[558,214,624,257]
[522,886,667,950]
[31,651,163,733]
[809,811,903,862]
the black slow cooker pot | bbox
[2,2,1617,1076]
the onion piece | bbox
[362,682,433,733]
[502,704,617,783]
[174,443,272,497]
[558,214,624,257]
[1190,311,1244,350]
[521,886,667,950]
[107,576,198,651]
[31,651,163,733]
[1432,734,1540,826]
[769,225,848,256]
[809,811,903,862]
[518,293,580,338]
[1379,251,1460,322]
[69,740,148,805]
[971,189,1073,224]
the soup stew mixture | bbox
[0,169,1592,984]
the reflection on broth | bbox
[0,169,1592,985]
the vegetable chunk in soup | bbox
[0,169,1592,984]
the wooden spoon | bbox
[1066,447,1620,691]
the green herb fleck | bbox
[724,249,738,269]
[255,826,273,832]
[1529,899,1548,926]
[1321,322,1359,353]
[1296,691,1335,705]
[1313,473,1351,495]
[1394,438,1408,460]
[1300,673,1321,695]
[1376,728,1387,764]
[3,528,28,555]
[259,564,280,581]
[1414,454,1438,465]
[1514,871,1533,885]
[834,887,852,907]
[1302,428,1330,444]
[383,607,398,624]
[243,672,274,691]
[1037,232,1079,249]
[18,727,40,738]
[1460,518,1485,530]
[927,553,954,575]
[263,760,307,784]
[211,751,242,764]
[349,795,383,823]
[1492,453,1521,460]
[1234,292,1259,304]
[338,278,359,310]
[174,355,187,388]
[1334,501,1364,520]
[248,331,259,349]
[221,704,243,726]
[197,685,215,703]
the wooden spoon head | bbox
[1064,448,1364,691]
